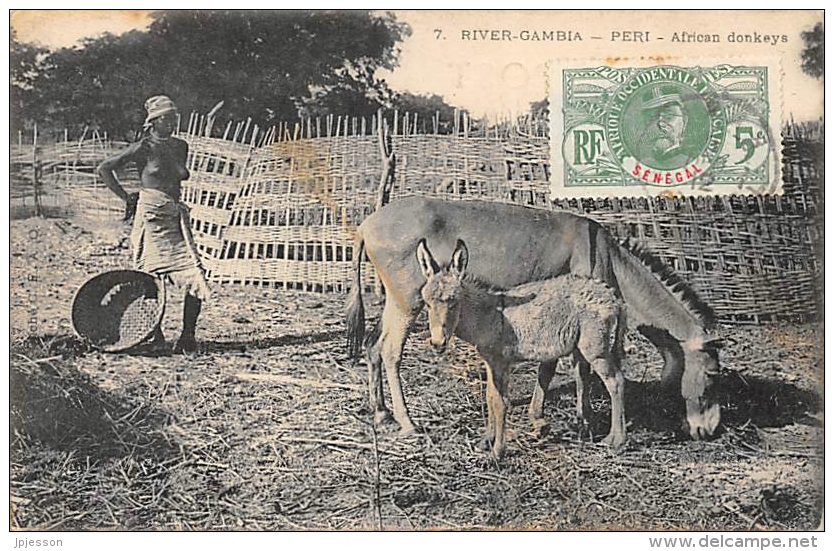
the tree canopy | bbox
[12,10,435,137]
[10,29,48,134]
[388,92,466,133]
[800,22,824,80]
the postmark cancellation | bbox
[548,58,783,199]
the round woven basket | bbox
[71,270,166,352]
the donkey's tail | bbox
[613,301,628,368]
[345,237,366,359]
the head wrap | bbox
[144,95,178,128]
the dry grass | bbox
[10,217,824,531]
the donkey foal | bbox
[417,238,628,459]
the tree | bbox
[389,92,463,133]
[296,65,394,119]
[20,10,411,136]
[9,29,48,135]
[32,30,159,138]
[529,98,548,123]
[800,22,823,79]
[509,97,549,137]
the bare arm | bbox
[97,142,143,202]
[175,138,190,181]
[183,142,190,181]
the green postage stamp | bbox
[548,59,782,198]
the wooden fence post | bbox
[372,110,397,297]
[374,109,396,212]
[32,124,43,217]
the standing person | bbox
[97,95,209,354]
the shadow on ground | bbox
[10,335,175,463]
[544,371,821,439]
[203,329,345,354]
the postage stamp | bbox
[548,58,783,198]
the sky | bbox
[11,10,155,48]
[9,9,824,122]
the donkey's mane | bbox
[620,238,715,329]
[462,274,510,294]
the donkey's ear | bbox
[450,239,469,279]
[416,239,440,279]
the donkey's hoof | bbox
[602,432,627,452]
[490,446,506,461]
[573,419,591,440]
[531,419,551,440]
[374,409,395,427]
[398,425,420,438]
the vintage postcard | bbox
[8,9,824,537]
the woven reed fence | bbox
[11,127,137,220]
[9,115,823,323]
[566,123,822,323]
[175,112,552,294]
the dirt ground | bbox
[9,216,824,530]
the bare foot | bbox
[173,334,197,355]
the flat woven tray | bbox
[71,270,166,352]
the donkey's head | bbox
[416,238,469,353]
[681,337,724,439]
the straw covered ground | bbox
[10,216,824,531]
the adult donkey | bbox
[346,196,722,439]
